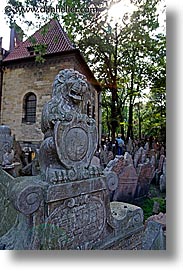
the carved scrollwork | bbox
[10,182,44,215]
[104,171,118,191]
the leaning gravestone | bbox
[105,153,138,203]
[155,154,165,185]
[159,158,166,192]
[0,69,144,250]
[134,147,144,168]
[142,212,166,250]
[135,159,155,198]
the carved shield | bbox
[54,116,98,170]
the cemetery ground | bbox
[136,184,166,221]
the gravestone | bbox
[152,201,160,214]
[0,167,17,239]
[0,125,13,163]
[159,158,166,192]
[105,153,138,203]
[134,147,144,168]
[142,212,166,250]
[135,160,155,198]
[0,69,144,250]
[0,125,20,177]
[155,154,165,185]
[126,137,133,154]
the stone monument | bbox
[0,69,144,250]
[0,125,14,164]
[105,153,138,203]
[0,125,20,177]
[135,159,155,198]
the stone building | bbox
[0,19,101,150]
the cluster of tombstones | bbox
[99,140,166,250]
[99,139,166,203]
[0,124,166,200]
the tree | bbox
[4,0,166,143]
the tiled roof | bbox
[4,19,75,62]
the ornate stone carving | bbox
[0,125,13,165]
[45,193,106,249]
[9,178,44,215]
[39,69,98,182]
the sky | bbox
[0,0,11,50]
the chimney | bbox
[9,24,24,52]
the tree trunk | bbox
[127,95,133,140]
[111,87,118,143]
[127,70,134,140]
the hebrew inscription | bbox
[45,194,106,249]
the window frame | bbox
[22,92,37,124]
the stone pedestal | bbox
[0,173,144,250]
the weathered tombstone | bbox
[150,155,156,167]
[134,147,144,168]
[159,158,166,192]
[0,69,144,250]
[107,150,114,163]
[142,212,166,250]
[105,153,138,203]
[124,152,133,165]
[135,160,155,198]
[0,167,17,240]
[0,125,13,164]
[144,141,149,154]
[99,147,108,169]
[157,154,165,173]
[0,125,20,177]
[126,137,133,154]
[155,154,165,185]
[152,201,160,214]
[141,151,146,164]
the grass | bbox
[138,185,166,221]
[140,197,166,221]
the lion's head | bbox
[52,69,89,106]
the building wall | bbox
[1,53,99,146]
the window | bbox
[22,93,37,123]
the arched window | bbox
[22,93,37,123]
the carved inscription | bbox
[46,194,106,249]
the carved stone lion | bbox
[41,69,90,137]
[39,69,98,182]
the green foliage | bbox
[4,0,166,141]
[140,196,166,221]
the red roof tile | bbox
[4,19,75,62]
